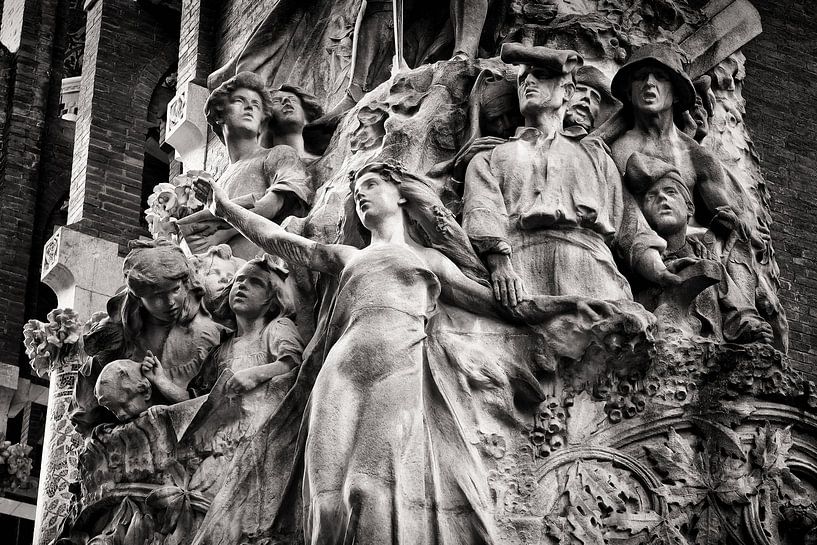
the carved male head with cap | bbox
[564,65,620,132]
[500,43,583,125]
[611,42,695,122]
[626,152,694,238]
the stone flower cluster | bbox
[23,308,82,377]
[0,438,33,491]
[144,171,205,239]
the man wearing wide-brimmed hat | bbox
[625,152,773,345]
[609,42,747,240]
[563,65,620,135]
[462,43,680,309]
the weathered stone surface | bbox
[33,2,817,545]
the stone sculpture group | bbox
[45,2,817,545]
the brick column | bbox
[0,0,62,375]
[67,0,179,246]
[31,228,123,545]
[178,0,216,89]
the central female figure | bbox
[195,161,620,545]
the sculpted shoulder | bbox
[265,143,303,164]
[608,130,642,174]
[467,138,521,171]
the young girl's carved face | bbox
[229,263,283,319]
[139,279,188,323]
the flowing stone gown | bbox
[303,244,494,544]
[189,317,304,441]
[191,244,496,545]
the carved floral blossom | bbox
[145,172,205,239]
[23,308,83,377]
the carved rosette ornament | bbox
[44,1,815,545]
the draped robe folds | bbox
[190,245,497,545]
[219,147,314,261]
[207,0,470,108]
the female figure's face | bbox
[222,88,265,137]
[139,279,187,323]
[229,263,281,319]
[353,172,403,229]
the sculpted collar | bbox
[510,125,585,143]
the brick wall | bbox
[0,45,11,176]
[200,0,268,173]
[67,0,178,250]
[0,0,60,368]
[177,0,217,88]
[743,0,817,378]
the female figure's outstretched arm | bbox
[195,177,355,275]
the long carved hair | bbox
[120,240,207,344]
[340,161,490,286]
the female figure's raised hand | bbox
[193,174,229,218]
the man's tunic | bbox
[463,127,665,300]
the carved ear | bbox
[563,82,576,103]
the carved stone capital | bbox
[165,81,210,171]
[41,227,124,315]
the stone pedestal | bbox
[31,227,123,545]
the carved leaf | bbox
[751,423,790,473]
[645,428,709,507]
[690,417,746,461]
[164,460,190,489]
[145,486,187,534]
[692,502,723,545]
[163,504,193,545]
[546,461,627,544]
[570,460,633,515]
[707,447,756,505]
[544,515,571,545]
[122,504,155,545]
[712,475,754,505]
[566,391,607,445]
[751,423,811,505]
[647,519,690,545]
[606,510,662,535]
[776,470,811,506]
[565,505,607,545]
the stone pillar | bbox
[31,227,123,545]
